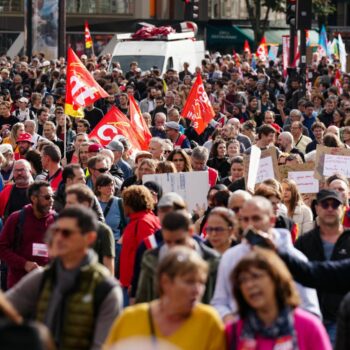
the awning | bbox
[206,25,319,50]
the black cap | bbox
[316,189,343,204]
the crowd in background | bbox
[0,47,350,349]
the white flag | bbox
[338,34,347,73]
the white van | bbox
[109,31,205,75]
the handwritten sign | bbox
[288,171,319,193]
[142,171,209,213]
[256,156,274,184]
[315,145,350,179]
[323,154,350,177]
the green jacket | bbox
[135,242,220,304]
[36,256,115,350]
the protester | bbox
[105,246,225,350]
[6,206,123,350]
[0,181,55,288]
[227,248,332,349]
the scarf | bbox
[238,307,298,350]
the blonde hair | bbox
[157,246,208,296]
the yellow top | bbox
[104,302,225,350]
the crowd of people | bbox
[0,46,350,350]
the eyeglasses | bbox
[206,226,231,234]
[52,227,80,238]
[38,194,54,200]
[94,168,109,173]
[319,200,341,210]
[164,150,172,154]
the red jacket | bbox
[0,183,13,219]
[0,204,56,288]
[119,210,160,287]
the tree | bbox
[244,0,285,46]
[245,0,336,48]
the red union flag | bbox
[84,21,93,49]
[129,95,152,150]
[65,48,108,117]
[89,106,141,149]
[181,74,215,135]
[256,36,268,60]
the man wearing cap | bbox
[106,139,132,180]
[12,97,35,122]
[15,132,34,160]
[165,121,190,149]
[295,189,350,344]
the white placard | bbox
[256,156,275,184]
[323,154,350,177]
[142,171,210,213]
[246,146,261,192]
[288,171,319,193]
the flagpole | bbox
[63,114,67,163]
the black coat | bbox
[295,228,350,321]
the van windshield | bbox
[111,56,165,73]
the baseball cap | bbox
[106,140,124,152]
[158,192,186,208]
[316,189,343,204]
[88,143,103,153]
[16,132,34,144]
[0,144,13,154]
[165,121,180,131]
[135,151,152,164]
[18,97,29,103]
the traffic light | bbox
[286,0,296,26]
[297,0,312,29]
[183,0,199,21]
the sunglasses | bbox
[319,200,341,210]
[206,226,231,234]
[94,167,109,173]
[52,227,79,238]
[231,206,241,214]
[38,194,54,200]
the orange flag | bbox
[65,48,109,117]
[181,74,215,135]
[89,106,141,149]
[84,21,93,49]
[256,36,268,60]
[128,95,152,150]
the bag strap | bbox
[103,198,114,218]
[13,208,26,251]
[117,198,127,232]
[148,304,157,345]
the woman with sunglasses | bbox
[204,207,237,255]
[105,246,225,350]
[167,149,192,173]
[227,249,331,350]
[95,174,127,277]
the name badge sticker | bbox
[32,243,49,258]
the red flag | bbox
[84,21,93,49]
[243,40,251,56]
[89,106,141,150]
[128,95,152,150]
[256,36,268,60]
[334,69,343,94]
[65,48,109,117]
[181,74,215,135]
